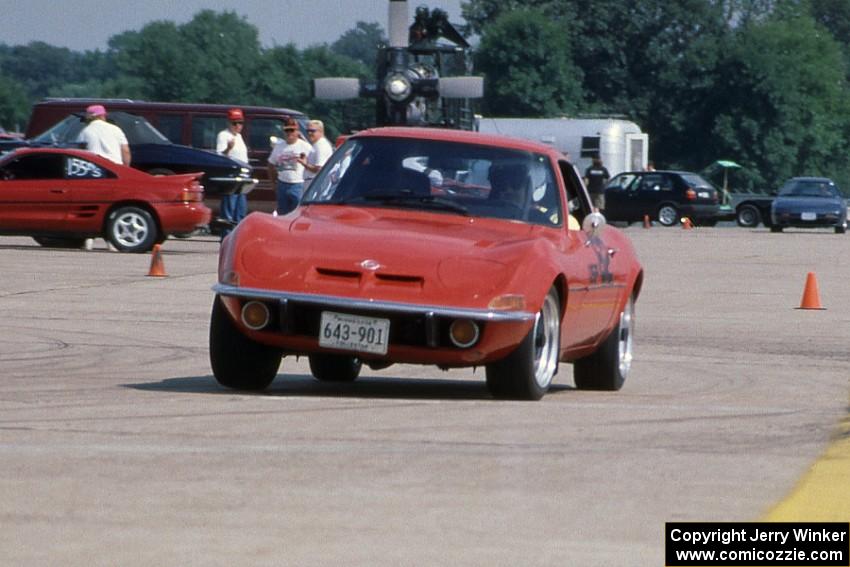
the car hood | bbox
[773,196,845,212]
[225,205,554,309]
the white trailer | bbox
[475,116,649,176]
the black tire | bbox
[106,206,158,253]
[770,225,783,233]
[209,296,281,391]
[836,226,846,234]
[309,354,362,382]
[574,297,635,391]
[736,204,761,227]
[486,287,560,401]
[32,236,87,249]
[656,204,679,226]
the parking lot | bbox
[1,225,848,566]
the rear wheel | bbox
[657,204,679,226]
[836,226,846,234]
[736,204,761,227]
[574,296,634,391]
[209,296,281,390]
[486,287,560,401]
[309,354,362,382]
[106,206,158,253]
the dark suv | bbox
[604,170,722,226]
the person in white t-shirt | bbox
[76,104,131,165]
[267,118,312,215]
[216,108,249,232]
[302,120,333,188]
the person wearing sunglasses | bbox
[268,118,312,215]
[216,108,249,234]
[302,120,333,188]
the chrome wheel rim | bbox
[618,298,635,378]
[532,291,560,389]
[658,206,677,226]
[113,212,149,248]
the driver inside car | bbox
[488,163,529,217]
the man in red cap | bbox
[76,104,131,165]
[216,108,249,233]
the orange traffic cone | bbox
[682,217,693,230]
[797,272,824,310]
[643,214,651,228]
[147,244,167,277]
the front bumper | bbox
[212,284,536,366]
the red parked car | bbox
[0,148,211,252]
[210,128,644,400]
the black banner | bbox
[666,522,849,566]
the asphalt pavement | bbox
[0,225,848,566]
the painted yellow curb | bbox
[762,416,850,521]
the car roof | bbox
[2,147,148,177]
[787,176,834,183]
[351,127,566,158]
[615,170,700,176]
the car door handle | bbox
[49,188,69,194]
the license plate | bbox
[801,212,817,221]
[319,311,390,355]
[697,191,710,199]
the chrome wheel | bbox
[106,206,157,253]
[617,297,635,378]
[657,205,678,226]
[533,290,560,389]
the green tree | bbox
[474,9,582,116]
[706,15,850,189]
[331,21,385,67]
[0,73,29,130]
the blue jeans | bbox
[219,193,247,236]
[276,181,304,215]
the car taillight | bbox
[181,180,204,202]
[685,188,697,200]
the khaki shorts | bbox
[590,192,605,211]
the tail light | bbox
[181,180,204,203]
[685,188,696,201]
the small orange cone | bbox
[682,217,693,230]
[643,214,651,228]
[147,243,167,277]
[797,272,824,310]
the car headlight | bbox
[384,73,412,102]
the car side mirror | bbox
[582,211,607,238]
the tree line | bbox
[2,1,850,192]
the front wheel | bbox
[574,296,635,391]
[486,287,560,401]
[657,204,679,226]
[106,206,158,253]
[209,296,281,390]
[309,354,362,382]
[736,204,761,227]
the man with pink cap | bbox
[76,104,131,165]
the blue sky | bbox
[0,0,465,51]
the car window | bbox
[303,137,563,227]
[640,173,673,191]
[0,153,65,179]
[65,155,114,179]
[247,118,285,152]
[192,116,228,150]
[779,180,841,198]
[680,173,714,188]
[607,173,637,191]
[156,115,184,144]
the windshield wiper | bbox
[347,193,470,215]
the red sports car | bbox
[0,147,211,252]
[210,128,643,400]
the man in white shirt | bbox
[216,108,249,232]
[76,105,131,165]
[268,118,312,215]
[302,120,333,187]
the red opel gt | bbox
[210,128,643,400]
[0,148,211,253]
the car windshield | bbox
[33,111,171,145]
[302,137,563,226]
[778,180,840,198]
